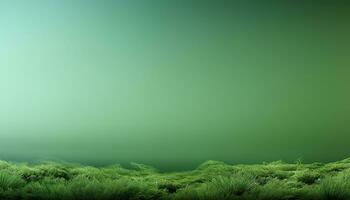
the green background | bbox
[0,1,349,170]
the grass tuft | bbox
[0,159,349,200]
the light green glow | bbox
[0,1,349,169]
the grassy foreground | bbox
[0,158,350,200]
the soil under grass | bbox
[0,158,350,200]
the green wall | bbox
[0,1,349,170]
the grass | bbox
[0,159,349,200]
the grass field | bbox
[0,158,350,200]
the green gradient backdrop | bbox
[0,1,349,170]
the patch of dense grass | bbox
[0,159,350,200]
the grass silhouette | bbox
[0,158,349,200]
